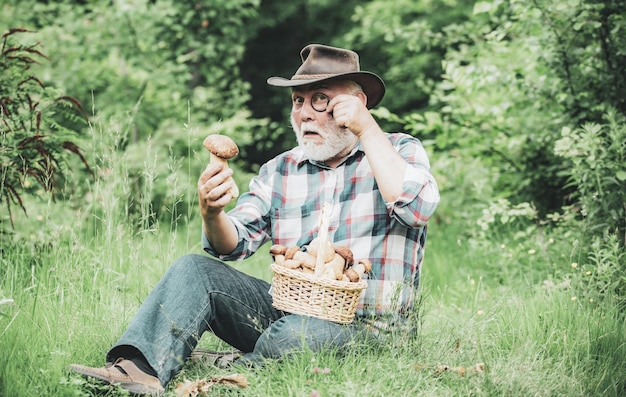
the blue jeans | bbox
[106,254,369,385]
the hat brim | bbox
[267,71,385,109]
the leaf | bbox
[616,171,626,182]
[213,373,249,388]
[175,374,249,397]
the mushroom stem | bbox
[344,268,360,282]
[210,155,239,197]
[353,259,372,279]
[293,251,317,270]
[209,153,228,168]
[326,253,346,280]
[274,255,286,266]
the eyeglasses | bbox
[292,93,331,113]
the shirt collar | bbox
[294,141,364,169]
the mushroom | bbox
[320,264,337,280]
[269,244,288,257]
[333,246,354,269]
[353,258,372,279]
[325,253,346,280]
[292,250,317,270]
[269,244,288,266]
[203,134,240,198]
[284,246,301,260]
[274,255,286,266]
[344,268,360,282]
[283,259,301,269]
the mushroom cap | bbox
[333,246,354,268]
[269,244,288,256]
[357,258,372,273]
[203,134,239,159]
[285,246,301,260]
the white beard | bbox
[291,116,356,162]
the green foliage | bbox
[342,0,475,113]
[554,109,626,244]
[569,233,626,309]
[531,0,626,122]
[6,0,260,129]
[0,0,264,227]
[0,28,89,228]
[2,0,623,234]
[427,1,570,214]
[468,197,561,285]
[395,0,626,313]
[554,109,626,307]
[149,0,260,121]
[373,0,625,224]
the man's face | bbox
[290,82,357,162]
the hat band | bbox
[291,74,335,80]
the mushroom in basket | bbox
[269,241,371,282]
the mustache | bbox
[290,115,335,136]
[299,122,325,135]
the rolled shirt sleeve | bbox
[386,135,440,228]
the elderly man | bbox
[70,44,439,395]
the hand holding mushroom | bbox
[203,134,239,198]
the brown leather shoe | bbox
[69,358,165,396]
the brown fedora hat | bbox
[267,44,385,109]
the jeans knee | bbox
[166,254,245,296]
[253,315,352,360]
[267,315,305,339]
[172,253,230,272]
[170,254,205,271]
[164,254,218,285]
[252,316,303,359]
[165,254,196,279]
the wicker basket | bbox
[270,263,367,324]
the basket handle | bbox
[314,202,332,277]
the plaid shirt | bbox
[204,132,439,322]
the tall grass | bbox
[1,113,624,396]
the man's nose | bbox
[299,99,316,121]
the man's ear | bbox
[356,90,368,106]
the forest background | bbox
[1,0,625,396]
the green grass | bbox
[1,213,624,396]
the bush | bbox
[554,109,626,308]
[578,233,626,308]
[0,28,89,229]
[554,109,626,245]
